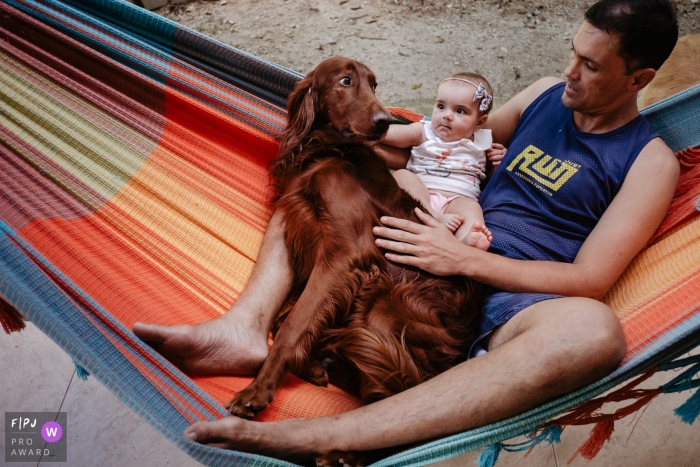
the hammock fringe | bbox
[523,425,562,458]
[476,425,562,467]
[74,361,90,381]
[546,371,661,463]
[567,419,614,464]
[475,443,501,467]
[1,295,26,334]
[674,388,700,425]
[660,361,700,425]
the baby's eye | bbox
[436,103,444,109]
[456,108,465,114]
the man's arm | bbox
[374,137,679,299]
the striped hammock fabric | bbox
[1,1,699,466]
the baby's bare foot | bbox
[436,213,463,232]
[461,222,493,250]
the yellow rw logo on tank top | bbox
[506,145,579,196]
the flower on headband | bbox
[473,83,492,112]
[479,94,493,112]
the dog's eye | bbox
[339,76,353,86]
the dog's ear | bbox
[287,72,318,133]
[279,71,318,157]
[270,71,319,195]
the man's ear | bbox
[629,68,656,92]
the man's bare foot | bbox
[436,213,463,232]
[460,222,493,251]
[132,316,269,376]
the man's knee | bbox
[548,299,626,376]
[578,299,625,352]
[511,298,626,381]
[486,298,626,396]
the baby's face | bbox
[430,80,484,142]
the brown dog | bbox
[639,34,700,108]
[225,57,480,460]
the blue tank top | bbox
[480,82,658,263]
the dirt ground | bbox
[156,0,700,112]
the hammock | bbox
[1,0,699,466]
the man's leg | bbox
[132,210,292,375]
[183,297,626,459]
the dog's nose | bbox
[373,111,392,129]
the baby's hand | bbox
[486,143,507,167]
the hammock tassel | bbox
[74,362,90,381]
[0,296,26,334]
[524,425,563,457]
[475,443,502,467]
[539,424,562,445]
[547,425,564,444]
[674,387,700,425]
[567,418,614,464]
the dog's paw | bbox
[316,451,366,467]
[225,385,274,419]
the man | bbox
[133,0,679,460]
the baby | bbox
[381,73,506,250]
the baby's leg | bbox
[392,170,463,231]
[443,197,492,250]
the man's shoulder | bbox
[636,137,679,172]
[485,77,563,145]
[517,77,564,111]
[496,77,563,122]
[625,136,680,190]
[528,77,565,97]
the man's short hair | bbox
[585,0,678,74]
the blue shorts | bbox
[469,290,563,357]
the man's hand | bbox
[373,208,471,277]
